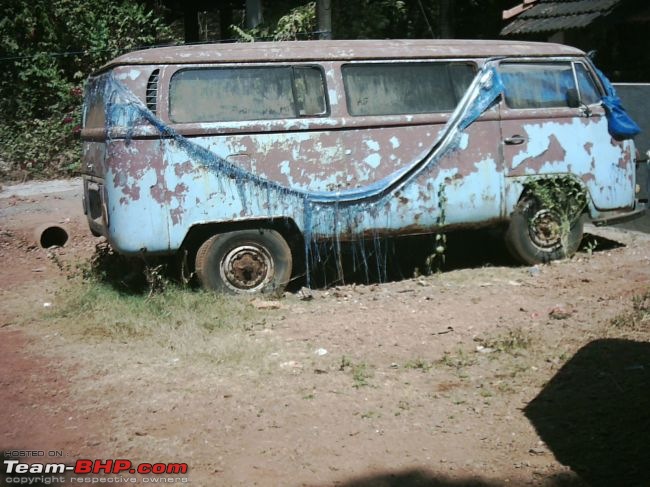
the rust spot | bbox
[174,160,194,177]
[619,143,632,169]
[509,134,566,176]
[581,173,596,183]
[121,184,140,202]
[170,207,183,225]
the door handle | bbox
[504,135,526,145]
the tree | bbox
[317,0,332,39]
[0,0,172,178]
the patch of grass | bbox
[480,328,532,356]
[438,348,476,371]
[495,381,516,394]
[397,400,410,411]
[352,363,372,388]
[339,355,352,371]
[45,278,272,367]
[404,358,433,372]
[610,291,650,332]
[339,356,373,388]
[360,410,379,419]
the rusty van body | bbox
[81,39,645,293]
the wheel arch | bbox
[180,218,305,278]
[505,174,596,219]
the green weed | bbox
[610,290,650,331]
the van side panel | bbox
[99,115,502,253]
[155,117,503,250]
[86,59,506,254]
[103,139,171,252]
[502,110,636,214]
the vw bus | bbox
[81,40,645,293]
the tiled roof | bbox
[501,0,624,35]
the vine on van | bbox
[524,175,588,254]
[423,183,448,275]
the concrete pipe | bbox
[35,224,69,248]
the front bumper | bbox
[591,204,647,226]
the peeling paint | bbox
[82,48,638,286]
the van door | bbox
[498,60,635,212]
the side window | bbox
[500,63,575,109]
[341,62,476,116]
[575,63,601,105]
[83,77,107,129]
[294,66,327,116]
[169,66,327,123]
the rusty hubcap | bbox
[529,209,562,249]
[220,245,274,292]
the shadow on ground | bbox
[614,211,650,234]
[85,227,627,293]
[320,468,586,486]
[525,338,650,487]
[306,228,624,289]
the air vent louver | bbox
[146,69,160,114]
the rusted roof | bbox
[99,39,583,72]
[501,0,624,35]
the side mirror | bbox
[566,88,581,108]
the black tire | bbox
[195,229,292,294]
[505,196,584,265]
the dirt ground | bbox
[1,179,649,487]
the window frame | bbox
[498,59,604,111]
[572,61,603,107]
[167,64,330,124]
[340,60,478,117]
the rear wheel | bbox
[195,229,292,294]
[505,195,584,265]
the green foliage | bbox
[0,114,81,179]
[404,357,433,372]
[423,183,447,274]
[479,328,532,356]
[610,290,650,331]
[229,0,505,42]
[332,0,408,39]
[339,355,373,388]
[330,0,504,40]
[525,175,588,253]
[232,2,316,41]
[0,0,173,179]
[525,176,588,222]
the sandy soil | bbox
[1,179,649,487]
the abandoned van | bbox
[81,39,645,294]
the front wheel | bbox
[195,229,292,294]
[505,196,584,265]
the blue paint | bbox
[91,59,635,285]
[86,61,507,286]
